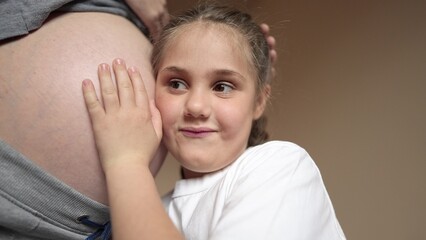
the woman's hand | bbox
[82,58,162,171]
[260,23,278,81]
[125,0,169,41]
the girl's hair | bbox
[152,3,271,147]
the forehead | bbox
[179,22,243,43]
[170,23,250,59]
[161,22,255,75]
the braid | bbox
[248,115,269,147]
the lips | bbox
[179,127,216,138]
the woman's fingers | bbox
[260,23,278,64]
[267,36,278,63]
[260,23,278,81]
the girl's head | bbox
[153,3,272,177]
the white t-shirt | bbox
[162,141,346,240]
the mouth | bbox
[179,127,217,138]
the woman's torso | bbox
[0,11,163,205]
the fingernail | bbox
[128,66,138,73]
[99,63,109,71]
[82,79,91,87]
[114,58,124,65]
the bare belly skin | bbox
[0,12,166,205]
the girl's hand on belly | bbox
[82,58,162,172]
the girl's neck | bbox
[182,168,208,179]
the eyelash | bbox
[213,82,234,93]
[167,79,235,94]
[168,79,187,90]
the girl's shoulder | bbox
[230,140,320,189]
[240,140,312,168]
[248,140,307,154]
[217,141,346,240]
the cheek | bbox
[155,94,175,127]
[217,101,254,136]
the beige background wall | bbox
[155,1,426,239]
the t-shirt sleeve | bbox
[210,142,346,240]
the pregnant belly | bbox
[0,12,165,205]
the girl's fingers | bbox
[112,58,136,108]
[98,63,120,112]
[91,59,146,115]
[82,79,105,121]
[149,99,163,139]
[128,66,150,110]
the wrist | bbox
[102,156,151,178]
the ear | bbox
[253,84,271,120]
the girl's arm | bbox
[82,58,183,240]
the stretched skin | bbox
[0,12,166,205]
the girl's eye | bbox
[213,82,234,93]
[169,79,187,90]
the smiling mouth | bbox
[179,128,216,138]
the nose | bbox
[184,90,211,119]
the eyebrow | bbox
[213,69,247,81]
[159,66,247,81]
[160,66,186,75]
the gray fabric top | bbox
[0,140,109,238]
[0,0,149,41]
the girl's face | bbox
[155,23,266,177]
